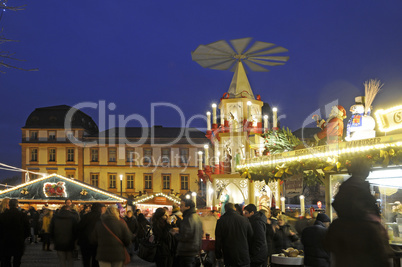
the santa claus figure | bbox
[313,105,347,144]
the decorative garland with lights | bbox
[238,141,402,185]
[132,192,181,205]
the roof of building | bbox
[0,174,125,203]
[23,105,98,134]
[88,126,208,145]
[227,61,255,99]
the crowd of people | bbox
[0,158,396,267]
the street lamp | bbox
[191,191,197,209]
[120,174,123,196]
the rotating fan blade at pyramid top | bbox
[191,37,289,72]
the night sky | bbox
[1,1,402,180]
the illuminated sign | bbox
[43,182,67,197]
[375,105,402,132]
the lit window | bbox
[144,174,152,189]
[127,174,134,189]
[126,148,134,162]
[181,175,189,190]
[143,148,152,165]
[49,148,56,162]
[67,148,74,162]
[91,149,99,162]
[163,174,170,189]
[109,148,116,162]
[30,148,38,162]
[109,173,116,188]
[91,173,99,187]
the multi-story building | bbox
[21,105,208,198]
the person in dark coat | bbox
[77,203,104,267]
[260,209,275,263]
[50,205,78,267]
[301,213,331,267]
[0,199,30,267]
[244,204,268,267]
[27,206,40,243]
[171,199,203,267]
[152,208,175,267]
[215,202,253,267]
[91,205,132,265]
[124,210,139,237]
[326,158,392,267]
[273,215,299,253]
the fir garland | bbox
[262,127,302,155]
[239,147,402,186]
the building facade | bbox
[21,105,208,198]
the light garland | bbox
[132,192,181,205]
[0,173,126,202]
[237,135,402,170]
[375,105,402,133]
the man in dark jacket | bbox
[172,199,203,267]
[0,199,30,267]
[301,213,331,267]
[77,203,104,267]
[244,204,268,267]
[51,205,78,267]
[215,202,253,267]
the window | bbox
[143,148,152,165]
[109,148,116,162]
[180,148,189,164]
[48,148,56,162]
[91,173,99,187]
[67,148,75,162]
[30,148,38,162]
[127,174,134,189]
[66,173,75,179]
[162,174,170,190]
[144,174,152,189]
[48,131,56,141]
[109,173,116,188]
[161,148,170,165]
[91,148,99,162]
[30,174,39,180]
[181,175,189,190]
[126,148,135,162]
[30,131,38,141]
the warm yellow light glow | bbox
[375,105,402,133]
[185,194,191,199]
[272,107,278,112]
[0,173,126,202]
[212,103,217,108]
[204,144,209,149]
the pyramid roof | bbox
[227,61,255,99]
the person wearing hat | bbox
[301,213,331,267]
[170,205,183,228]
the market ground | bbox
[20,241,154,267]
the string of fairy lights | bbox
[237,141,402,170]
[132,192,181,205]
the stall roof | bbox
[0,174,125,203]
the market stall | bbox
[0,173,126,206]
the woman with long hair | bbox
[152,208,175,267]
[0,198,10,214]
[92,205,132,267]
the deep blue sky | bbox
[1,0,402,180]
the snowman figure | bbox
[345,96,376,141]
